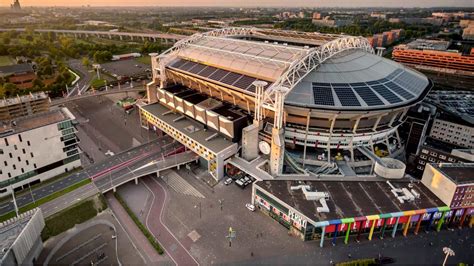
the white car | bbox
[224,178,233,185]
[246,203,255,212]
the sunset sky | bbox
[1,0,473,7]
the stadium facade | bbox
[140,27,433,181]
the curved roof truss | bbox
[262,36,375,110]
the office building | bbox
[0,107,81,196]
[0,208,45,265]
[0,92,50,121]
[392,39,474,77]
[421,163,473,226]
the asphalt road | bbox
[0,139,166,216]
[67,59,94,97]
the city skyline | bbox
[1,0,473,7]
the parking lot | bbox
[37,211,147,265]
[100,58,150,79]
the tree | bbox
[3,37,10,45]
[3,83,19,97]
[82,57,91,68]
[0,85,5,98]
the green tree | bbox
[3,37,10,45]
[3,83,19,97]
[0,85,5,98]
[82,57,91,67]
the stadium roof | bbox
[160,28,431,112]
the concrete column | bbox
[459,208,468,229]
[436,212,447,232]
[403,215,412,236]
[391,216,400,238]
[319,226,326,248]
[156,171,160,177]
[414,215,423,235]
[302,111,311,167]
[113,187,117,192]
[332,224,339,246]
[344,223,351,244]
[368,220,376,240]
[426,212,434,232]
[380,218,387,239]
[135,178,138,185]
[177,164,180,170]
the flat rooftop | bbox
[405,39,451,51]
[0,108,70,136]
[141,102,236,154]
[0,209,41,260]
[426,90,474,126]
[0,91,48,108]
[256,179,446,224]
[432,163,474,185]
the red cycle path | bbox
[143,176,199,266]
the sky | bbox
[1,0,473,7]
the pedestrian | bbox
[250,252,254,257]
[348,253,352,258]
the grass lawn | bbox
[135,55,151,66]
[90,78,107,88]
[0,178,91,223]
[0,55,15,66]
[41,198,99,241]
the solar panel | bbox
[371,84,402,104]
[312,82,331,87]
[366,80,380,86]
[199,66,218,77]
[331,83,350,87]
[385,81,415,100]
[209,69,229,81]
[170,59,187,68]
[233,76,256,90]
[180,61,197,72]
[350,82,366,87]
[353,86,384,106]
[187,63,206,74]
[312,85,335,106]
[333,87,360,106]
[220,72,242,86]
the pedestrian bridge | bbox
[93,151,199,193]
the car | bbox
[246,203,255,212]
[224,178,233,185]
[235,179,245,188]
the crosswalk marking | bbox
[163,171,205,198]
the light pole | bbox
[442,247,455,266]
[194,202,201,219]
[218,199,224,211]
[28,183,35,204]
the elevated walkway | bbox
[94,151,198,193]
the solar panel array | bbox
[311,69,427,108]
[168,58,271,92]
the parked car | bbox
[246,203,255,212]
[224,178,233,185]
[235,179,245,188]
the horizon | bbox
[1,0,473,8]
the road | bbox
[67,59,94,97]
[0,139,169,216]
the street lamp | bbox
[194,202,201,219]
[218,199,224,211]
[442,247,455,266]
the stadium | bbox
[139,27,433,181]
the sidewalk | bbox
[142,177,199,266]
